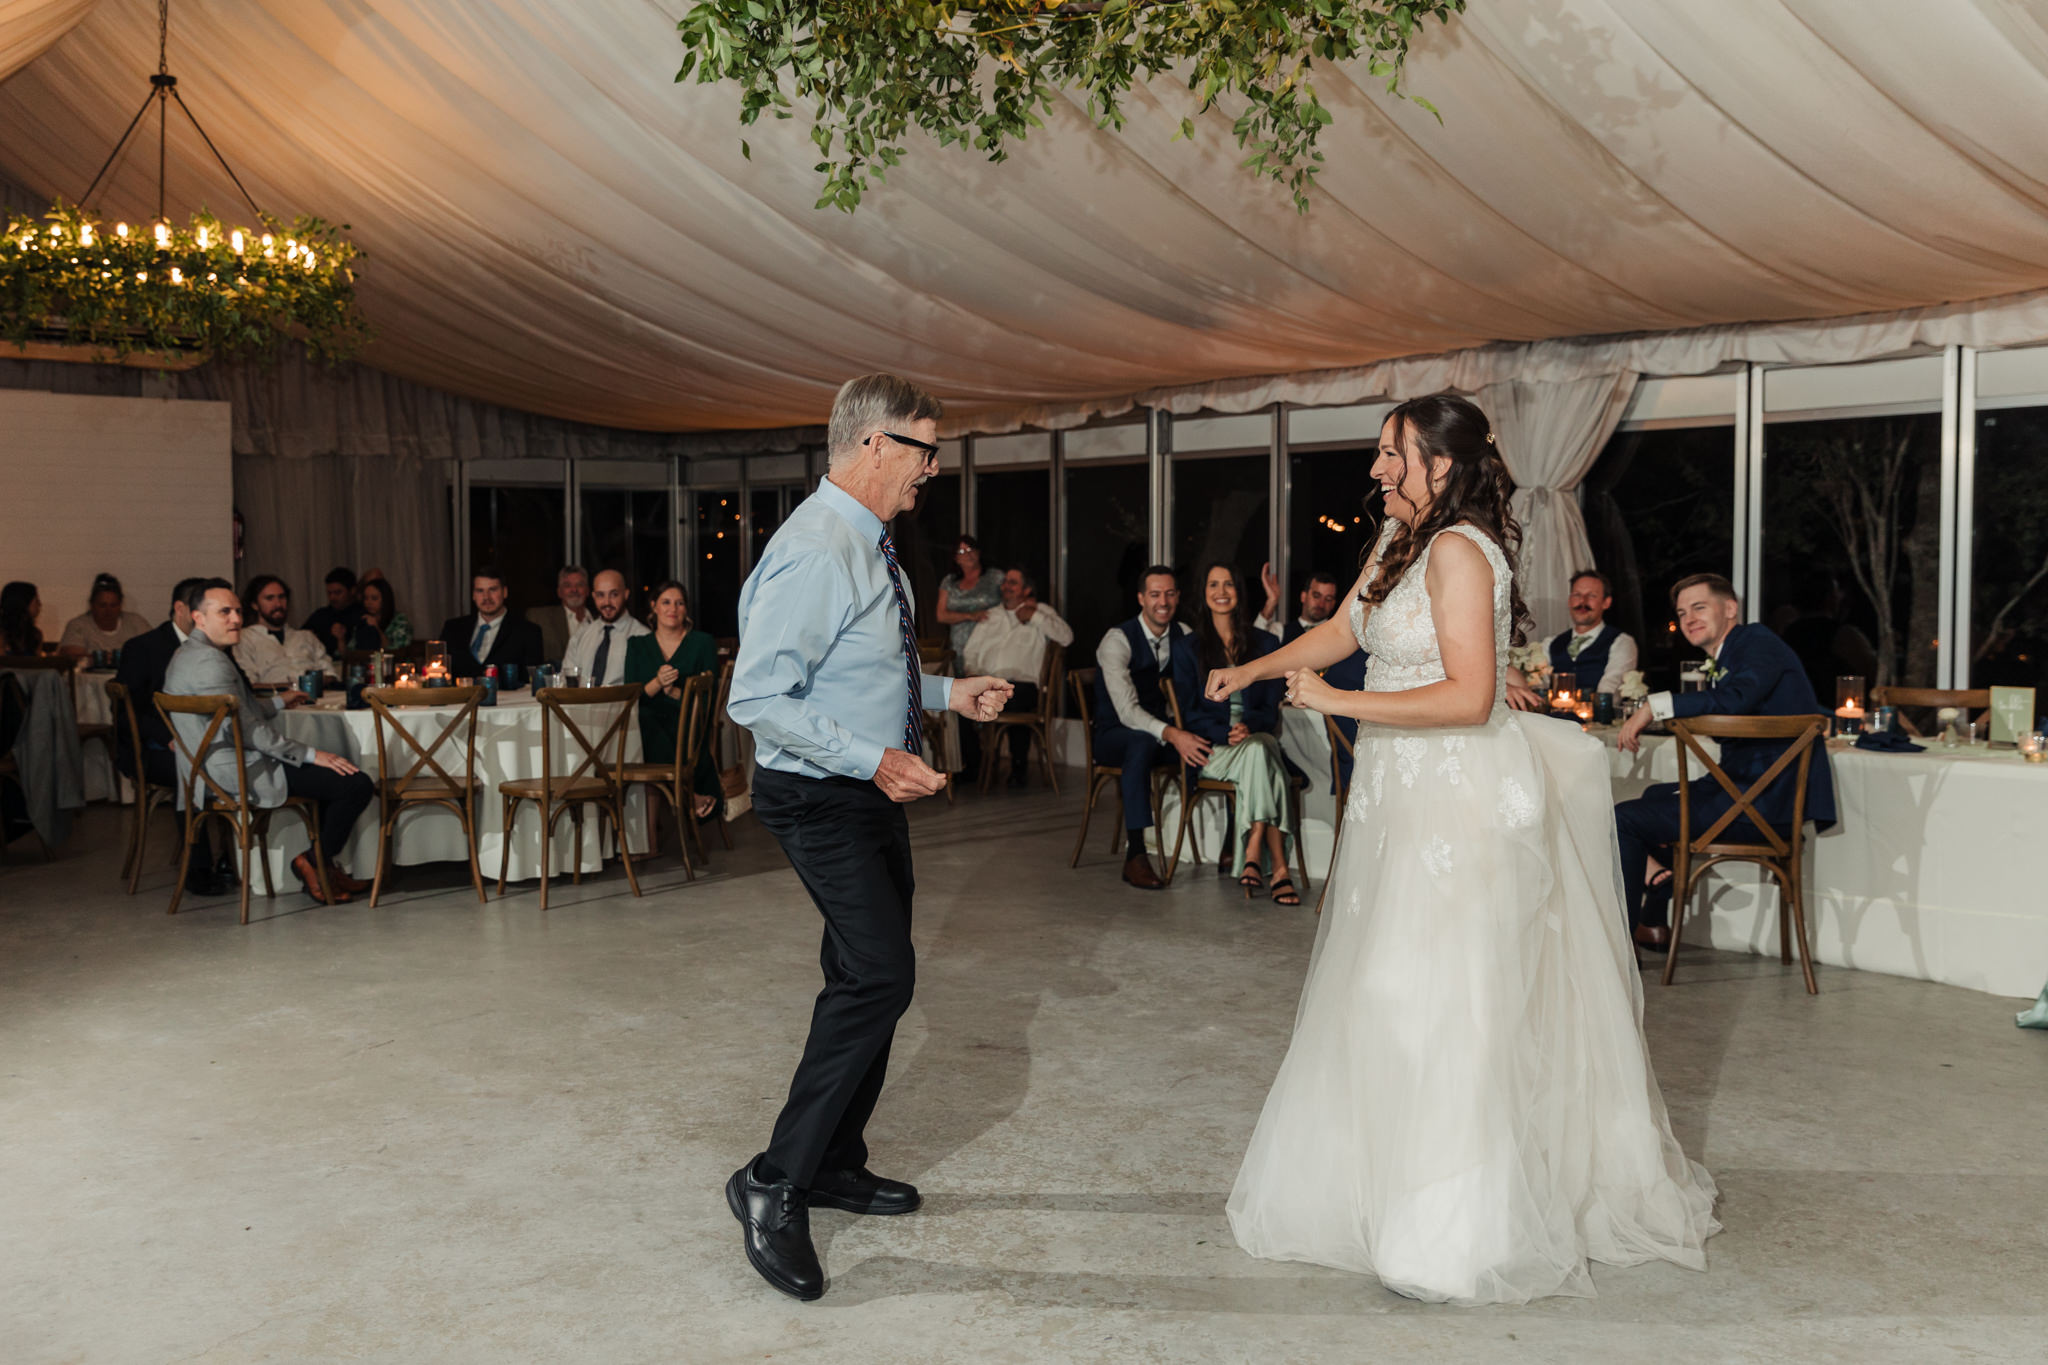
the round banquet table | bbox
[259,687,648,888]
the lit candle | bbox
[1834,701,1864,719]
[231,228,244,254]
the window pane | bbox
[1062,462,1149,672]
[631,490,670,605]
[890,472,959,639]
[694,489,742,639]
[1762,413,1941,692]
[1288,446,1384,612]
[468,485,564,622]
[1970,405,2048,695]
[974,467,1051,592]
[578,488,629,577]
[749,488,781,569]
[1172,454,1268,604]
[1581,426,1736,687]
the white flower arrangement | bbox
[1619,669,1649,702]
[1506,641,1553,689]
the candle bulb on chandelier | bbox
[230,229,244,254]
[153,222,169,247]
[115,222,128,238]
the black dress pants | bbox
[283,763,376,860]
[753,766,917,1189]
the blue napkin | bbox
[1854,729,1924,753]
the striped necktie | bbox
[878,529,924,755]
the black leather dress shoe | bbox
[1633,923,1672,949]
[213,852,241,889]
[807,1166,922,1216]
[726,1159,824,1300]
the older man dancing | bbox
[724,373,1013,1301]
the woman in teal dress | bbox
[1186,562,1299,904]
[624,579,721,819]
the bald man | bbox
[561,569,648,686]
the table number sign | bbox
[1989,686,2036,748]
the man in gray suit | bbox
[164,579,376,904]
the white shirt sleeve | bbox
[1030,603,1074,648]
[1097,627,1167,741]
[1253,612,1278,636]
[1649,690,1675,721]
[1597,632,1638,695]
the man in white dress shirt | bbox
[232,576,337,686]
[1506,570,1638,710]
[561,569,648,686]
[963,568,1074,787]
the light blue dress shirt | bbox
[729,477,955,781]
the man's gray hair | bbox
[828,373,944,468]
[557,564,589,584]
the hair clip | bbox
[1484,431,1496,445]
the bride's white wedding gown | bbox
[1227,524,1719,1305]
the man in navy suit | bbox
[438,566,545,678]
[1258,564,1368,784]
[1092,566,1208,890]
[1615,573,1837,947]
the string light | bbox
[153,222,169,247]
[115,222,129,238]
[230,229,243,253]
[195,225,209,248]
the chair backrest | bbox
[1325,713,1355,798]
[1033,642,1066,722]
[153,691,252,815]
[707,654,736,771]
[535,684,642,796]
[1068,667,1098,731]
[1669,713,1827,857]
[918,643,954,673]
[105,679,148,787]
[1871,686,1989,737]
[365,685,482,796]
[664,671,716,776]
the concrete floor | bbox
[4,787,2045,1365]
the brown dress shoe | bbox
[1633,923,1671,949]
[1122,853,1165,890]
[292,852,351,904]
[326,862,372,895]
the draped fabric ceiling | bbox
[3,0,2048,435]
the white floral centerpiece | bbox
[1507,641,1553,691]
[1619,669,1649,702]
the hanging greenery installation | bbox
[1,202,365,363]
[676,0,1467,213]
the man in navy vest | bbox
[1257,563,1367,785]
[1615,573,1838,948]
[1550,569,1637,696]
[1093,565,1208,890]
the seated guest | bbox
[165,579,375,904]
[233,576,337,686]
[347,576,412,651]
[936,535,1000,662]
[962,567,1074,788]
[117,577,236,895]
[0,581,43,655]
[1092,565,1206,891]
[527,564,593,664]
[1257,562,1367,779]
[302,567,363,659]
[440,566,544,677]
[1615,573,1838,947]
[1187,563,1298,905]
[1505,569,1640,711]
[625,579,721,820]
[58,573,153,658]
[563,569,649,686]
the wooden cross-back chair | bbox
[1066,667,1170,872]
[366,685,487,907]
[978,642,1066,794]
[1157,678,1308,889]
[153,692,333,924]
[497,684,643,910]
[0,671,50,862]
[105,679,177,893]
[614,671,714,878]
[1869,687,1990,738]
[1665,713,1829,994]
[1314,715,1357,916]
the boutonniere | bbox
[1699,658,1727,684]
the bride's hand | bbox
[1284,667,1336,713]
[1204,667,1242,702]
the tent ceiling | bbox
[2,0,2046,432]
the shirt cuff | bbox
[1649,690,1675,722]
[1139,712,1168,742]
[920,673,954,713]
[845,737,887,783]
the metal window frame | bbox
[1952,346,1979,690]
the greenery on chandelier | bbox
[0,202,366,363]
[675,0,1466,213]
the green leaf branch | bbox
[676,1,1466,212]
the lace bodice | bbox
[1348,522,1512,703]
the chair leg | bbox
[1070,772,1102,868]
[370,799,393,909]
[497,795,515,895]
[1787,858,1818,995]
[1164,782,1193,886]
[238,820,254,926]
[1661,854,1691,987]
[1315,806,1346,916]
[538,800,553,911]
[1778,876,1793,964]
[614,795,642,898]
[1038,723,1059,795]
[463,793,487,903]
[167,810,199,916]
[671,792,697,882]
[126,793,154,895]
[570,804,585,886]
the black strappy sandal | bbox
[1239,859,1265,898]
[1270,876,1301,907]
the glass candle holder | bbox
[424,640,449,676]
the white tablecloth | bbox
[1605,728,2048,999]
[75,666,124,803]
[264,688,647,887]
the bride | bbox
[1208,394,1719,1305]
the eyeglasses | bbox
[865,430,941,466]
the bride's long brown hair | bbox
[1361,394,1531,647]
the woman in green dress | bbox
[624,579,721,819]
[1186,562,1299,904]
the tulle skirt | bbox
[1227,708,1719,1305]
